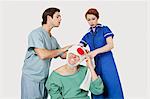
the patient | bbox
[45,45,104,99]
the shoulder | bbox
[47,71,61,84]
[79,65,88,73]
[101,25,111,30]
[82,32,91,39]
[53,65,67,76]
[86,31,91,36]
[51,36,58,41]
[29,27,43,37]
[54,65,65,72]
[48,71,58,80]
[99,24,108,28]
[46,71,62,89]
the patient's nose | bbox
[73,56,76,58]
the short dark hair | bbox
[85,8,99,19]
[42,7,60,25]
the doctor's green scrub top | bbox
[22,27,60,82]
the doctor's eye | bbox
[57,15,61,18]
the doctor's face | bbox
[68,53,80,65]
[86,14,98,28]
[51,12,62,27]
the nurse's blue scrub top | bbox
[80,24,124,99]
[80,24,114,51]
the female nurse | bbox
[79,8,124,99]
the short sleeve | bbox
[56,40,61,49]
[45,73,63,99]
[28,32,45,51]
[80,34,88,47]
[55,40,65,57]
[103,26,114,39]
[89,76,104,95]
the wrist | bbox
[88,65,94,70]
[95,49,99,55]
[57,49,64,56]
[61,48,66,53]
[94,49,100,56]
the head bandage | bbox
[66,45,87,67]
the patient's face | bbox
[68,53,80,65]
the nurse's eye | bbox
[92,18,96,20]
[87,19,91,21]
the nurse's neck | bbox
[42,24,53,36]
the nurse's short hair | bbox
[42,7,60,25]
[85,8,99,19]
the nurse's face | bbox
[51,11,62,27]
[86,14,98,28]
[68,53,80,66]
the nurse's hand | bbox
[88,50,98,59]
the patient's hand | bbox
[86,55,98,81]
[85,56,94,69]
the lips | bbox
[91,24,94,26]
[68,58,76,65]
[71,58,75,62]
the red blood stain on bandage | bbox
[77,48,84,55]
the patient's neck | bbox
[57,64,79,76]
[64,64,78,72]
[55,64,80,76]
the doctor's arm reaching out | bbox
[34,45,72,60]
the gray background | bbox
[0,0,149,99]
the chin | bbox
[56,23,61,27]
[69,61,76,66]
[69,62,75,65]
[91,25,96,27]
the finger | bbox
[86,59,88,62]
[85,49,90,53]
[87,53,91,57]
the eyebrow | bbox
[57,15,61,17]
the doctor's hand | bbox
[58,45,73,59]
[62,45,73,52]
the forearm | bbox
[93,36,114,55]
[89,67,98,81]
[59,52,67,59]
[95,43,114,55]
[87,60,98,81]
[35,48,64,60]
